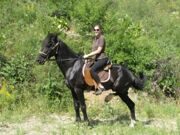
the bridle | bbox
[39,41,81,62]
[39,42,60,58]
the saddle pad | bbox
[82,63,111,86]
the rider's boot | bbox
[95,84,105,95]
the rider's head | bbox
[93,25,102,37]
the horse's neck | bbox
[55,43,79,76]
[59,43,77,58]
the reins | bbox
[48,57,80,62]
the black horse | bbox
[36,33,146,127]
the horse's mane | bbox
[48,33,79,58]
[59,39,79,58]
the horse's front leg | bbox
[75,88,89,122]
[71,90,81,122]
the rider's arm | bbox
[83,46,103,58]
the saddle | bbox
[82,59,112,89]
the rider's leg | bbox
[90,58,108,95]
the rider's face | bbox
[94,26,101,37]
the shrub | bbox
[72,0,113,34]
[0,54,34,85]
[152,57,179,98]
[104,15,156,73]
[37,72,72,111]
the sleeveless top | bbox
[92,35,107,60]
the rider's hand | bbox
[83,54,89,59]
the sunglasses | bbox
[94,28,100,31]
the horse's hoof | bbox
[129,123,135,128]
[129,119,136,128]
[105,93,114,102]
[75,118,81,122]
[87,121,94,128]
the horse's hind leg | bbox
[118,92,136,127]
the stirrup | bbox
[94,87,105,95]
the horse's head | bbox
[36,33,60,64]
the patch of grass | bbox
[54,119,177,135]
[0,94,73,123]
[137,94,179,119]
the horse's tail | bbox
[133,72,146,90]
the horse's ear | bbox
[55,32,60,36]
[54,32,61,41]
[52,33,59,42]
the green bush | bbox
[152,57,179,98]
[0,54,34,85]
[104,15,156,74]
[71,0,113,34]
[37,72,72,111]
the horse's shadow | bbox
[89,115,154,128]
[89,114,130,126]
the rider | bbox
[83,24,108,95]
